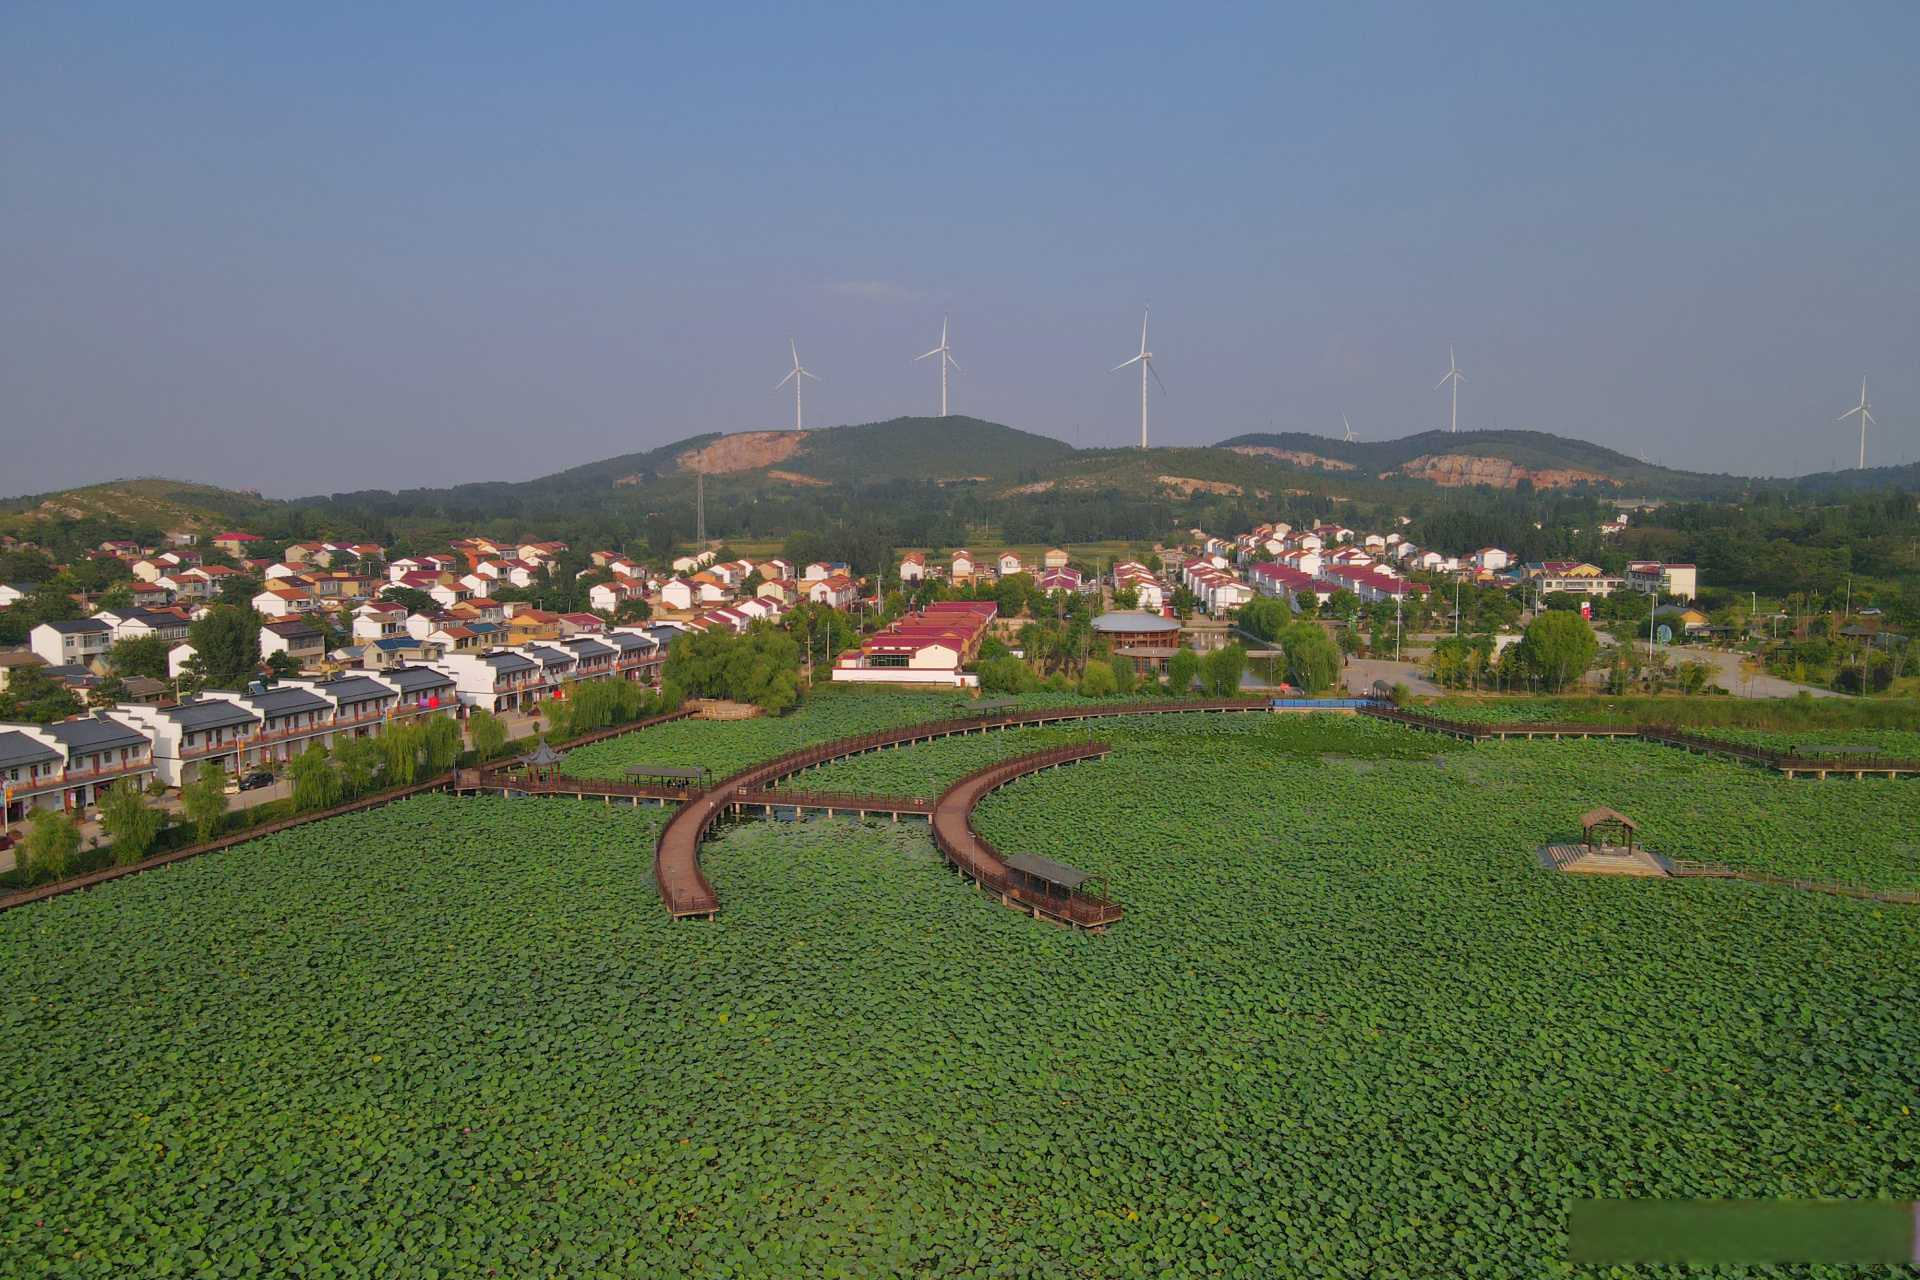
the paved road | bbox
[1650,643,1844,699]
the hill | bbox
[0,478,273,536]
[1783,461,1920,496]
[1212,429,1738,496]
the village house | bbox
[898,552,926,582]
[1626,562,1698,601]
[113,696,262,787]
[260,618,327,670]
[0,713,156,815]
[29,619,111,668]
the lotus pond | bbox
[1,712,1917,1278]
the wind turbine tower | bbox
[1111,305,1163,448]
[775,336,821,432]
[1434,343,1465,433]
[1342,414,1357,442]
[1837,376,1875,471]
[913,312,963,417]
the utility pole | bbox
[696,471,706,548]
[1394,590,1403,663]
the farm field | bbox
[1,715,1917,1276]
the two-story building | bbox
[433,649,541,713]
[114,697,262,786]
[199,685,338,765]
[29,619,112,669]
[0,713,156,814]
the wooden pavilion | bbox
[1578,806,1638,855]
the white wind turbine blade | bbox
[945,353,963,373]
[1147,358,1166,393]
[913,346,943,362]
[790,336,801,367]
[1111,354,1146,372]
[1139,306,1150,355]
[1432,371,1453,392]
[775,368,799,391]
[800,367,822,382]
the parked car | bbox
[233,770,275,793]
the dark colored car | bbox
[236,771,276,792]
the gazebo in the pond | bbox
[514,741,568,783]
[1001,851,1122,927]
[1578,806,1639,854]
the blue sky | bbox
[3,3,1916,495]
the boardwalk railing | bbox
[1363,705,1920,777]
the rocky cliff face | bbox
[1392,453,1615,489]
[1224,445,1355,471]
[674,430,812,474]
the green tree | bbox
[467,711,508,763]
[288,741,342,812]
[1518,610,1599,693]
[331,736,382,797]
[1236,598,1292,644]
[216,575,263,608]
[107,635,169,679]
[664,623,800,713]
[379,722,425,785]
[1079,660,1118,697]
[977,655,1038,696]
[379,585,437,614]
[1106,652,1137,696]
[265,651,300,678]
[1294,590,1319,618]
[1170,586,1198,620]
[1324,588,1361,620]
[87,674,130,708]
[613,597,652,625]
[24,809,80,881]
[181,762,231,842]
[97,780,163,865]
[420,715,463,772]
[188,606,262,689]
[1166,646,1201,694]
[1112,585,1140,610]
[0,663,83,724]
[1278,622,1341,694]
[1200,642,1247,696]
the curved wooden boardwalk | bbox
[931,742,1122,929]
[653,696,1270,917]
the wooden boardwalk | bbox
[649,697,1271,918]
[1361,706,1920,778]
[931,742,1121,929]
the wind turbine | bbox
[1111,304,1163,448]
[1837,375,1875,471]
[1341,414,1357,442]
[1433,343,1465,433]
[912,312,963,417]
[774,336,820,432]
